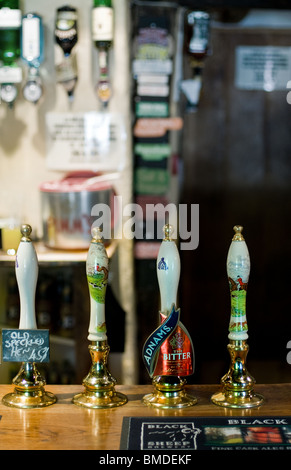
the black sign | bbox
[120,416,291,451]
[2,329,50,363]
[142,304,180,377]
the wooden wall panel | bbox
[180,26,291,383]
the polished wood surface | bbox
[0,384,291,450]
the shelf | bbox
[0,240,118,266]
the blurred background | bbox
[0,0,290,386]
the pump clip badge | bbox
[142,304,194,378]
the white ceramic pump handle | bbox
[226,225,250,341]
[86,227,109,342]
[16,224,38,330]
[157,224,180,315]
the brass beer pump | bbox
[211,226,264,408]
[2,225,57,408]
[73,227,127,408]
[142,224,197,409]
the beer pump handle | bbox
[16,224,38,330]
[157,224,180,315]
[86,226,108,342]
[226,225,250,341]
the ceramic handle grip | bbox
[157,225,180,315]
[16,225,38,330]
[226,225,250,340]
[86,227,108,342]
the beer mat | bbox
[120,416,291,451]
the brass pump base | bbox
[211,340,264,409]
[73,341,127,409]
[2,362,57,409]
[142,376,197,409]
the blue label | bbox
[142,304,180,377]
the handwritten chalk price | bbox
[2,329,50,363]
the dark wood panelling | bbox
[180,26,291,383]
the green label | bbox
[136,101,169,117]
[229,290,248,333]
[229,321,248,333]
[87,272,107,304]
[135,168,169,195]
[134,143,171,161]
[230,290,246,317]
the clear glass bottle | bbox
[21,12,43,68]
[21,13,44,103]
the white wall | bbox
[0,0,132,239]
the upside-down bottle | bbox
[183,10,210,112]
[55,5,78,102]
[92,0,113,106]
[0,0,22,107]
[21,13,44,104]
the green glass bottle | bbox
[0,0,22,105]
[0,0,21,66]
[92,0,113,50]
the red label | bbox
[153,313,194,377]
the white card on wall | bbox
[45,112,127,172]
[235,46,291,91]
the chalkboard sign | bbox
[2,329,50,363]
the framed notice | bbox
[235,46,291,91]
[45,112,127,172]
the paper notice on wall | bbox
[235,46,291,91]
[45,112,127,172]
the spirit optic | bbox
[92,0,113,105]
[0,0,22,106]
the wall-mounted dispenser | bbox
[0,0,22,107]
[182,10,210,112]
[55,5,78,103]
[21,12,44,104]
[92,0,114,107]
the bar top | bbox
[0,384,290,450]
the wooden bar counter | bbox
[0,383,291,450]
